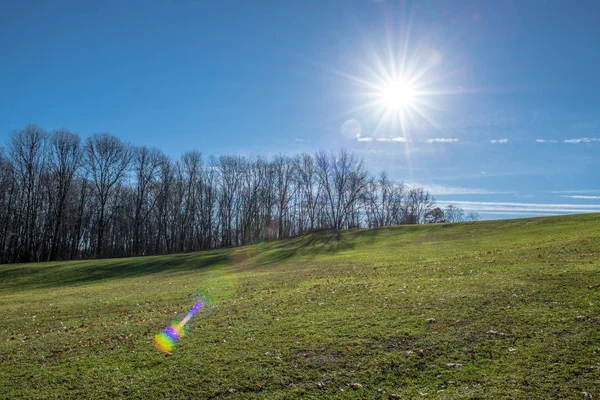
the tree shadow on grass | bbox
[0,251,231,291]
[0,228,385,292]
[252,230,360,267]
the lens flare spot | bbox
[153,300,204,354]
[154,331,176,354]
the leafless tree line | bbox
[0,124,476,264]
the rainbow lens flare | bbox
[154,300,204,354]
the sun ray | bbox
[409,102,442,130]
[308,58,385,91]
[408,65,465,89]
[325,99,387,124]
[407,57,440,85]
[347,39,450,140]
[320,3,468,188]
[398,9,414,81]
[372,107,396,137]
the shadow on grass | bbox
[0,227,395,292]
[253,230,360,267]
[0,251,231,291]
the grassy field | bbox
[1,214,599,399]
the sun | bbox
[321,22,454,140]
[328,46,443,138]
[379,79,416,112]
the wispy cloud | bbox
[353,136,599,145]
[471,211,560,216]
[436,200,600,215]
[356,135,408,143]
[376,137,408,143]
[551,189,600,194]
[425,138,459,143]
[561,195,600,199]
[563,137,600,144]
[294,138,309,142]
[536,137,600,144]
[536,139,558,143]
[406,183,502,195]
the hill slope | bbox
[1,214,599,399]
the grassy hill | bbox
[1,214,599,399]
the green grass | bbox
[1,214,599,399]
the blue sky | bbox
[1,0,599,219]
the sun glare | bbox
[329,45,444,140]
[380,79,416,112]
[324,20,453,143]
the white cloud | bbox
[473,211,562,216]
[356,135,408,143]
[294,138,309,142]
[550,189,600,194]
[425,138,459,143]
[537,138,600,144]
[376,137,408,143]
[490,139,508,144]
[561,195,600,199]
[563,137,600,144]
[406,182,500,195]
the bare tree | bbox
[403,188,435,224]
[363,171,406,228]
[200,157,217,249]
[273,155,296,238]
[315,149,369,237]
[0,147,18,262]
[69,173,91,259]
[218,155,243,247]
[444,204,465,223]
[238,156,265,244]
[152,154,175,254]
[47,129,82,260]
[132,146,164,255]
[0,124,459,263]
[9,125,48,261]
[181,151,202,251]
[294,153,322,233]
[465,212,480,222]
[85,133,131,258]
[425,207,446,223]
